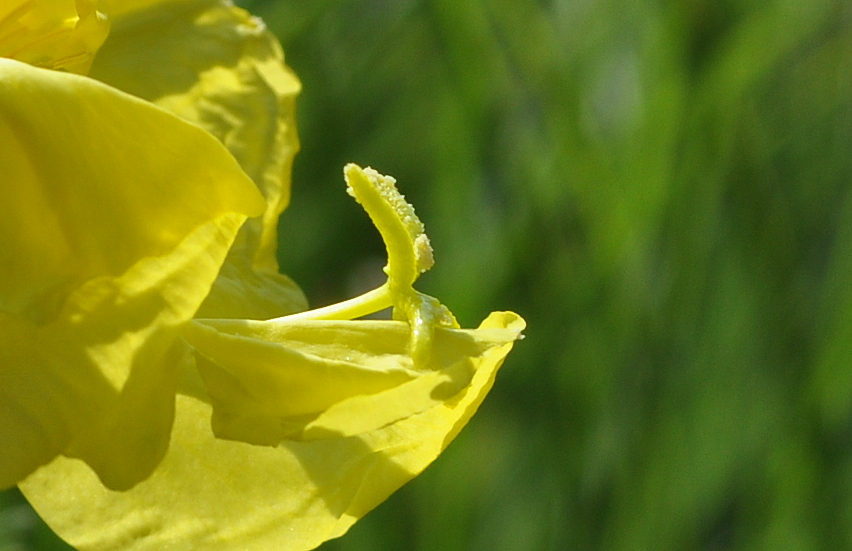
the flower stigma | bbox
[273,163,457,367]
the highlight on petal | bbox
[20,313,525,551]
[0,58,265,490]
[89,0,306,318]
[0,0,109,74]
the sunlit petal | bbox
[20,313,524,551]
[0,58,264,489]
[0,0,109,74]
[90,0,305,318]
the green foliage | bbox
[252,0,852,549]
[5,0,852,549]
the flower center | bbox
[272,164,458,367]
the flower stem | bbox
[270,282,393,322]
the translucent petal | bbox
[183,319,419,446]
[0,59,265,489]
[193,262,307,320]
[0,0,109,74]
[106,0,196,18]
[20,312,524,551]
[90,0,306,317]
[181,315,521,445]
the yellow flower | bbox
[1,1,525,550]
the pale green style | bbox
[0,1,525,550]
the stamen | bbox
[344,164,434,287]
[272,164,457,368]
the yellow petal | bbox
[0,0,109,74]
[105,0,192,18]
[89,0,305,317]
[193,262,307,320]
[20,312,524,551]
[0,59,265,489]
[181,314,520,445]
[183,318,418,446]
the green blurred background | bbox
[5,0,852,549]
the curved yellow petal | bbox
[20,312,524,551]
[181,315,519,445]
[89,0,306,318]
[182,318,416,445]
[54,214,249,491]
[0,0,109,74]
[0,58,265,489]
